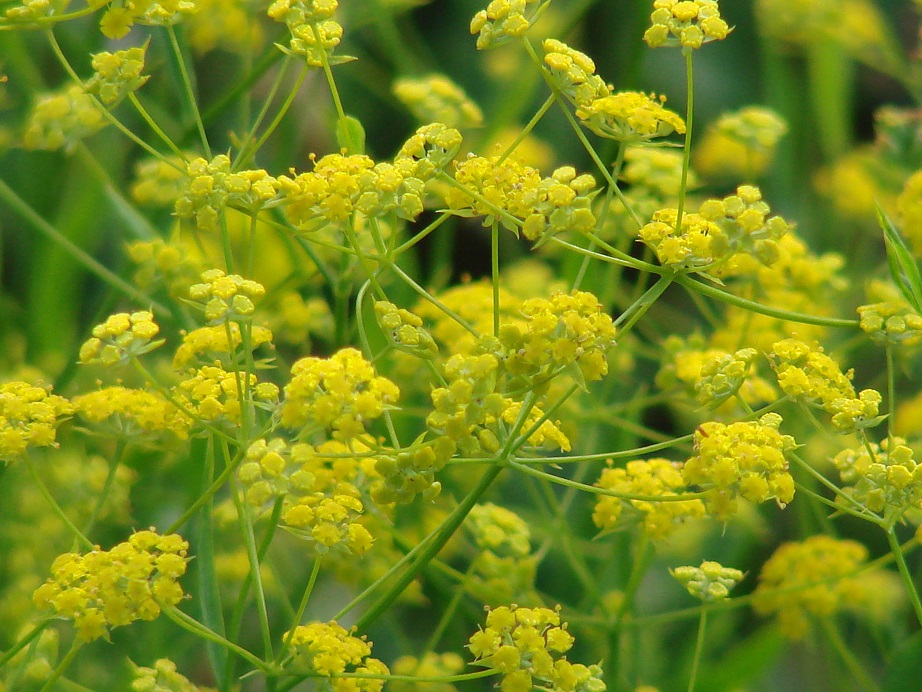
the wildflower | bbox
[470,0,549,50]
[445,154,543,233]
[373,439,453,504]
[280,347,400,441]
[833,437,922,522]
[520,166,598,242]
[172,323,274,369]
[594,458,706,541]
[187,269,266,324]
[393,74,483,129]
[767,338,883,433]
[694,347,759,408]
[374,301,438,357]
[284,621,389,690]
[98,0,199,40]
[576,91,685,142]
[0,381,74,463]
[32,530,189,642]
[466,504,537,604]
[621,147,695,199]
[694,106,787,180]
[354,158,427,221]
[78,311,164,366]
[22,85,107,152]
[395,122,464,179]
[468,604,606,690]
[671,561,744,601]
[276,153,375,229]
[499,398,571,452]
[542,39,610,108]
[697,185,793,266]
[858,300,922,346]
[426,351,504,451]
[173,362,279,428]
[73,386,191,441]
[391,652,464,692]
[84,44,150,107]
[644,0,730,50]
[682,414,796,520]
[752,535,871,639]
[638,209,727,270]
[499,290,617,384]
[175,155,279,231]
[268,0,347,67]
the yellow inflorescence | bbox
[73,386,191,441]
[267,0,344,66]
[284,621,389,690]
[187,269,267,324]
[833,437,922,520]
[470,0,547,50]
[542,39,610,108]
[644,0,730,49]
[79,311,163,366]
[32,531,189,642]
[175,156,279,231]
[683,413,796,520]
[576,91,685,143]
[98,0,199,40]
[0,381,73,462]
[130,658,209,692]
[752,535,870,639]
[671,561,744,602]
[694,106,788,180]
[468,604,605,691]
[84,45,150,107]
[280,347,400,441]
[393,74,484,129]
[594,458,706,541]
[22,85,108,152]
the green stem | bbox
[25,455,94,551]
[38,639,81,692]
[128,92,188,162]
[491,222,500,337]
[166,24,211,158]
[277,557,324,664]
[675,49,694,232]
[162,605,272,673]
[885,527,922,628]
[0,620,51,671]
[687,607,707,692]
[614,273,674,336]
[238,60,309,168]
[819,617,879,692]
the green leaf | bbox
[877,203,922,314]
[335,115,366,155]
[883,629,922,692]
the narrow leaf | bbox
[335,115,366,155]
[877,202,922,314]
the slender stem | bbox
[80,440,127,539]
[885,527,922,627]
[819,617,880,692]
[38,639,81,692]
[25,455,94,550]
[687,608,707,692]
[166,25,211,158]
[128,92,189,162]
[491,222,500,337]
[162,605,272,673]
[0,620,51,670]
[240,61,309,167]
[277,557,324,664]
[675,49,694,232]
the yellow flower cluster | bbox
[267,0,345,66]
[270,291,334,347]
[576,91,685,143]
[858,301,922,346]
[172,323,274,369]
[500,290,617,384]
[175,155,279,231]
[84,45,149,107]
[79,311,163,366]
[683,413,796,520]
[639,209,724,270]
[174,363,279,427]
[694,347,759,408]
[520,166,598,242]
[752,535,870,639]
[284,621,389,690]
[695,106,787,180]
[0,381,73,462]
[395,122,464,179]
[373,440,452,504]
[470,0,548,50]
[391,652,464,692]
[446,154,542,231]
[427,352,504,452]
[374,301,438,357]
[698,185,792,266]
[22,85,108,152]
[393,74,484,129]
[621,147,694,199]
[73,386,191,441]
[833,437,922,521]
[188,269,266,324]
[130,658,208,692]
[644,0,730,50]
[467,503,536,604]
[468,605,606,691]
[593,458,706,541]
[280,347,400,441]
[3,0,53,21]
[238,438,374,555]
[671,561,744,602]
[99,0,199,41]
[32,531,189,642]
[542,39,610,108]
[768,338,883,434]
[500,399,571,452]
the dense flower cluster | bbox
[768,339,883,433]
[427,352,503,452]
[468,605,606,691]
[22,85,108,152]
[698,185,792,266]
[695,106,788,179]
[32,531,189,642]
[238,438,374,554]
[467,503,536,604]
[130,658,206,692]
[833,437,922,521]
[73,386,191,441]
[683,414,796,520]
[752,535,871,639]
[644,0,730,49]
[374,301,438,357]
[639,209,725,269]
[857,300,922,345]
[284,621,389,690]
[671,561,744,601]
[187,269,266,324]
[395,122,464,178]
[175,156,279,231]
[576,91,685,143]
[174,363,279,427]
[98,0,200,40]
[280,348,400,441]
[84,45,150,107]
[542,39,609,108]
[470,0,548,50]
[393,74,484,129]
[172,324,274,369]
[593,458,706,541]
[694,347,759,408]
[0,381,74,462]
[78,311,163,366]
[267,0,345,66]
